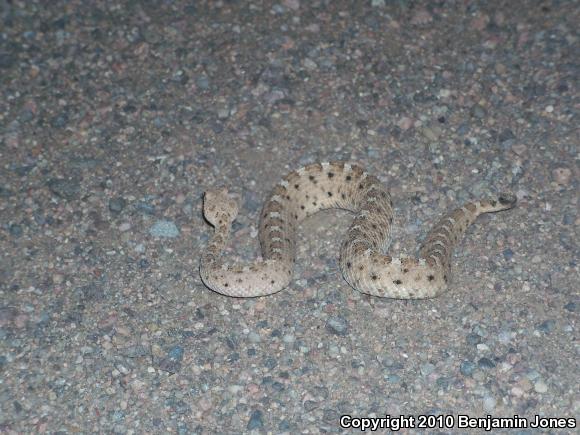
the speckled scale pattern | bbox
[200,162,517,298]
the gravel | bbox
[0,0,577,432]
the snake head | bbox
[498,192,517,209]
[203,188,239,227]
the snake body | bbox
[200,162,516,298]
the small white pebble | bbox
[439,89,451,98]
[534,380,548,393]
[483,396,497,411]
[228,385,243,394]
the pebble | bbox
[0,53,16,69]
[47,178,80,200]
[196,75,210,90]
[563,302,576,312]
[478,357,496,369]
[503,248,514,261]
[0,186,13,198]
[537,319,556,333]
[168,345,184,361]
[439,89,452,98]
[121,345,149,358]
[411,9,433,25]
[562,214,574,225]
[283,0,300,11]
[247,410,264,430]
[303,58,318,70]
[499,128,515,147]
[422,126,439,141]
[325,316,349,336]
[109,197,127,213]
[158,356,181,374]
[217,108,230,120]
[551,167,571,185]
[511,143,527,155]
[482,396,497,412]
[397,117,414,130]
[135,201,156,215]
[534,380,548,393]
[470,104,487,119]
[385,374,401,383]
[248,332,261,343]
[149,220,180,238]
[50,112,69,128]
[497,331,514,344]
[9,223,23,237]
[466,333,482,345]
[420,363,436,376]
[460,360,476,376]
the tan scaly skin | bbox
[200,162,517,298]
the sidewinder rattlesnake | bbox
[200,161,516,298]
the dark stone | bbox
[123,104,137,113]
[478,357,496,369]
[9,224,23,237]
[168,345,184,362]
[109,197,126,213]
[75,284,105,302]
[537,319,556,333]
[460,360,476,376]
[563,302,576,312]
[0,186,13,198]
[247,410,263,430]
[499,128,515,144]
[135,201,156,215]
[158,357,181,374]
[172,400,191,415]
[466,333,481,345]
[139,259,150,269]
[50,112,69,128]
[0,53,15,69]
[120,345,149,358]
[47,178,80,200]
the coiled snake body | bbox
[200,162,516,298]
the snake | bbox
[200,161,517,298]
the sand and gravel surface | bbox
[1,0,578,433]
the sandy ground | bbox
[0,0,578,433]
